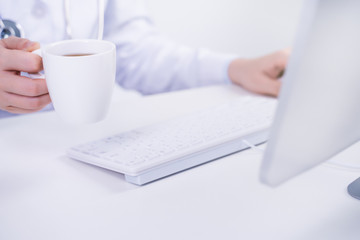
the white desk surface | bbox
[1,85,360,240]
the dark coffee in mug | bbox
[62,53,95,57]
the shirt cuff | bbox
[197,50,238,86]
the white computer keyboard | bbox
[67,96,277,185]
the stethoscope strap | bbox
[64,0,104,40]
[97,0,104,40]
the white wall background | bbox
[144,0,304,58]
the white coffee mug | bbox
[40,39,116,124]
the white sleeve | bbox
[103,0,237,95]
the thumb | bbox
[1,36,40,52]
[265,49,290,79]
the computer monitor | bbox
[260,0,360,198]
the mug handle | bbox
[22,49,45,79]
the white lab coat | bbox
[0,0,236,118]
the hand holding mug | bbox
[0,36,50,114]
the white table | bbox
[1,85,360,240]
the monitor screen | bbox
[260,0,360,189]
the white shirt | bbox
[0,0,236,118]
